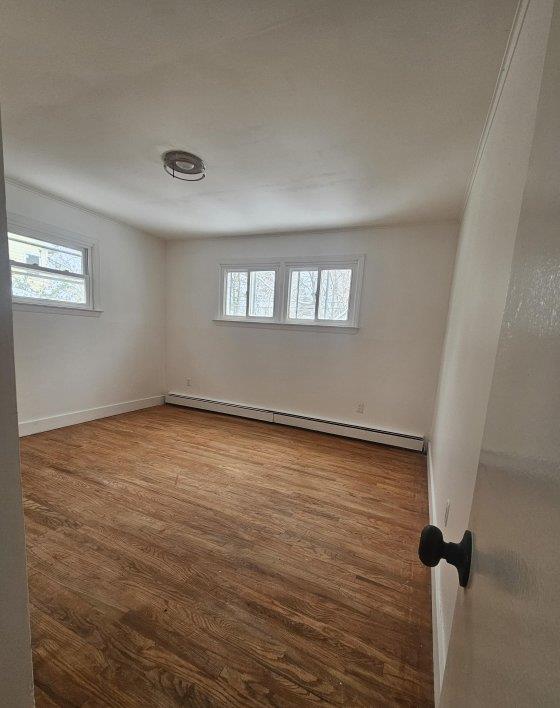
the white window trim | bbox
[7,213,102,315]
[218,262,282,323]
[216,254,365,330]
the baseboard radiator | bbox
[165,393,424,451]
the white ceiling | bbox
[0,0,517,238]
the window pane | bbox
[248,270,275,318]
[8,233,84,274]
[11,265,87,304]
[318,268,352,321]
[225,271,248,316]
[289,269,318,320]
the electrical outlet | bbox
[186,378,192,387]
[356,402,365,414]
[444,499,450,527]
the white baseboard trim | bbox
[18,395,165,437]
[427,442,445,705]
[165,393,425,451]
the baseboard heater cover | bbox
[165,393,424,451]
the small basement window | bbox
[9,231,94,310]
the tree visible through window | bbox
[225,270,276,318]
[9,232,91,307]
[220,257,363,327]
[318,268,352,320]
[289,270,318,319]
[248,270,275,317]
[225,271,248,317]
[288,267,352,321]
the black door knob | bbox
[418,525,472,588]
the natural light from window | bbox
[288,268,352,321]
[318,268,352,321]
[220,257,363,328]
[9,232,90,307]
[288,269,318,320]
[248,270,275,318]
[225,269,276,318]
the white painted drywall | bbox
[166,223,458,436]
[428,0,553,694]
[0,122,34,705]
[6,181,166,429]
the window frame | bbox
[217,255,364,330]
[219,263,282,323]
[7,214,100,314]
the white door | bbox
[0,119,34,704]
[441,3,560,704]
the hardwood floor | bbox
[20,404,433,706]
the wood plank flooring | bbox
[20,404,433,706]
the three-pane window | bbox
[9,231,93,309]
[220,257,363,328]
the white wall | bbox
[428,0,553,695]
[6,181,166,432]
[0,128,34,705]
[7,178,456,439]
[166,223,458,436]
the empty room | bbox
[1,1,559,706]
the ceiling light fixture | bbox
[162,150,206,181]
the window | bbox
[218,256,364,329]
[223,268,277,319]
[287,266,353,323]
[288,269,318,320]
[8,229,94,310]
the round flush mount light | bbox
[162,150,206,181]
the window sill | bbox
[213,318,359,333]
[12,302,103,317]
